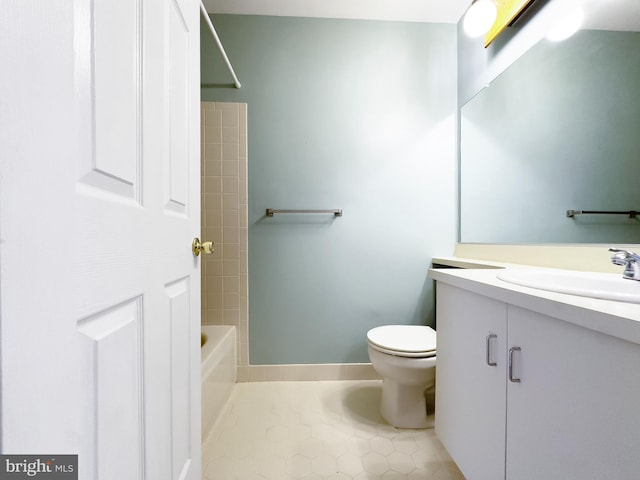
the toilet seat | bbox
[367,325,437,358]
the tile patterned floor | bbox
[202,380,465,479]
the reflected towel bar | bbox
[567,210,638,218]
[266,208,342,217]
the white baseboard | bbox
[236,363,380,383]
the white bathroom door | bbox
[0,1,201,479]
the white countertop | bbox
[428,266,640,346]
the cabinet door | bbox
[506,305,640,480]
[436,283,508,480]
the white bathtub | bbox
[201,325,236,443]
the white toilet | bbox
[367,325,437,429]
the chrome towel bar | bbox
[266,208,342,217]
[567,210,638,218]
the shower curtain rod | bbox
[199,1,241,89]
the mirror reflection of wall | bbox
[460,2,640,244]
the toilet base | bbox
[380,378,432,429]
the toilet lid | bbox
[367,325,437,358]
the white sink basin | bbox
[496,269,640,304]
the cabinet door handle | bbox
[509,346,521,383]
[486,333,497,366]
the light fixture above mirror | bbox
[463,0,498,37]
[463,0,537,46]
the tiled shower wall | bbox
[201,102,249,380]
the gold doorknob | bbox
[192,237,215,256]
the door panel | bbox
[166,277,193,479]
[0,1,201,479]
[436,283,508,480]
[78,297,144,480]
[506,306,640,480]
[84,0,142,200]
[167,0,191,214]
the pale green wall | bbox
[201,15,457,364]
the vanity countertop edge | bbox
[428,265,640,346]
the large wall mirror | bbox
[460,0,640,244]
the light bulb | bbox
[464,0,498,38]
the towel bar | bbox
[265,208,342,217]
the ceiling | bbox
[202,0,640,33]
[201,0,472,24]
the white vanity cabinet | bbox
[435,282,640,480]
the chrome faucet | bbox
[609,248,640,281]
